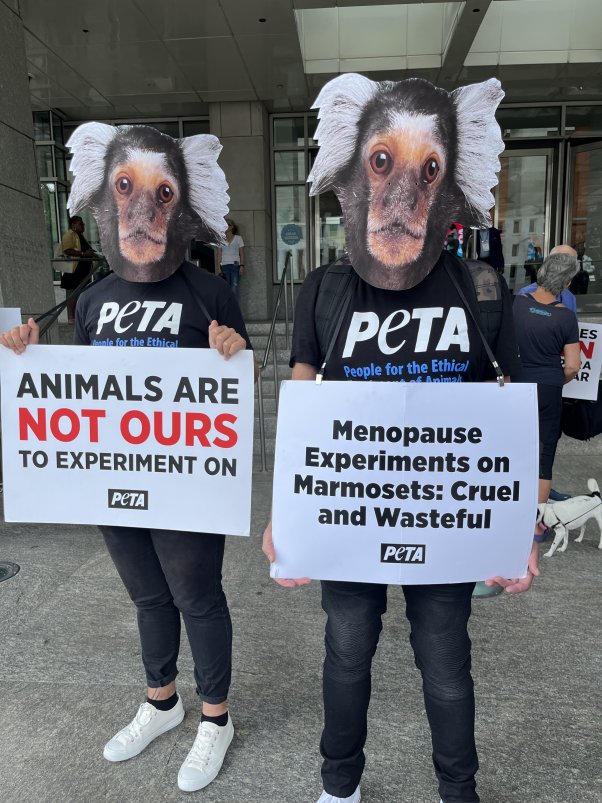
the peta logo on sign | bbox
[380,544,426,564]
[108,489,149,510]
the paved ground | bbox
[0,451,601,803]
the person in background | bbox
[512,251,581,540]
[60,215,96,323]
[517,244,578,315]
[465,223,504,272]
[445,224,460,256]
[217,219,245,299]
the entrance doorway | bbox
[565,141,602,298]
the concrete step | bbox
[254,396,278,416]
[245,320,289,337]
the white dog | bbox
[538,479,602,558]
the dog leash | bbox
[545,492,602,532]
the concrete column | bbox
[0,1,56,325]
[209,101,272,321]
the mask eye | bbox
[157,183,174,204]
[422,158,440,184]
[115,175,132,195]
[369,150,393,176]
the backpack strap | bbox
[443,258,505,386]
[316,263,358,383]
[179,264,214,327]
[313,254,505,386]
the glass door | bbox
[565,141,602,302]
[494,148,554,292]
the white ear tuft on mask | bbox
[308,73,379,197]
[66,122,118,214]
[180,135,230,246]
[452,78,505,227]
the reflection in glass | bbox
[496,153,549,291]
[273,117,305,148]
[570,147,602,289]
[275,151,305,182]
[566,106,602,136]
[275,185,306,281]
[36,145,54,178]
[497,107,560,139]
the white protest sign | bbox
[0,308,21,331]
[272,382,538,584]
[0,345,254,535]
[563,322,602,401]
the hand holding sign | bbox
[0,318,39,355]
[262,519,311,588]
[208,320,247,360]
[485,541,540,593]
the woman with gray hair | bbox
[513,250,581,534]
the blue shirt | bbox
[517,283,577,315]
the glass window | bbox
[307,115,318,144]
[51,114,64,145]
[569,145,602,291]
[36,145,54,178]
[275,185,306,281]
[274,151,305,183]
[55,150,67,181]
[182,120,210,136]
[33,111,51,140]
[63,124,78,145]
[143,121,180,137]
[566,106,602,136]
[40,182,58,259]
[56,186,70,241]
[497,107,561,138]
[273,117,305,148]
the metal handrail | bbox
[32,261,108,342]
[257,252,294,472]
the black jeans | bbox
[100,526,232,704]
[320,580,478,803]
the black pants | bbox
[320,580,478,803]
[100,526,232,704]
[536,383,563,480]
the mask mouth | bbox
[124,228,165,246]
[371,220,422,241]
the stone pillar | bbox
[209,101,272,321]
[0,1,56,326]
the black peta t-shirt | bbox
[512,294,579,386]
[290,253,520,383]
[74,261,252,351]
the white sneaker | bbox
[177,716,234,792]
[103,698,185,762]
[316,788,361,803]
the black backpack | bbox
[313,256,506,384]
